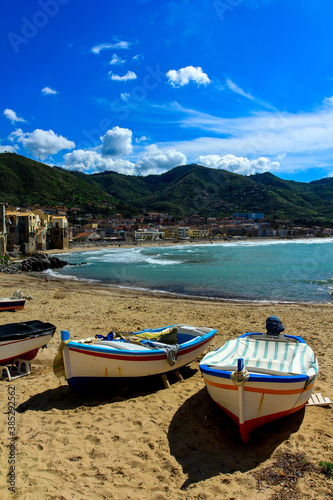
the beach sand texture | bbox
[0,272,332,499]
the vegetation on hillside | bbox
[1,153,333,223]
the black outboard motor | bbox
[266,316,285,336]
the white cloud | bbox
[135,136,149,144]
[3,109,27,124]
[120,93,130,101]
[41,87,58,95]
[196,154,280,176]
[64,150,135,174]
[0,144,16,153]
[226,79,255,101]
[225,78,275,110]
[101,127,133,156]
[135,146,187,175]
[166,66,211,87]
[9,128,75,160]
[109,54,126,65]
[323,96,333,106]
[156,100,333,174]
[91,41,130,54]
[109,71,137,82]
[133,54,144,62]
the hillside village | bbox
[1,201,333,256]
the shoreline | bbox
[42,235,330,256]
[39,272,333,307]
[40,237,333,306]
[0,271,332,498]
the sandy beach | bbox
[0,270,332,499]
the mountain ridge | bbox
[1,153,333,223]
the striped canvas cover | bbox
[202,337,318,377]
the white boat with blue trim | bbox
[55,324,216,392]
[199,316,318,442]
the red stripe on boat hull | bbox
[0,348,40,364]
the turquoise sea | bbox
[50,239,333,303]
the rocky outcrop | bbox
[0,263,21,274]
[20,254,67,272]
[0,253,68,274]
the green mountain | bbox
[1,152,333,223]
[0,153,115,211]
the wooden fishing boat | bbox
[0,297,26,312]
[0,320,56,365]
[199,317,318,442]
[55,324,216,392]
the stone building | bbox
[0,203,6,255]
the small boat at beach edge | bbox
[54,324,216,392]
[0,320,56,365]
[0,297,26,312]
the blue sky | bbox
[1,0,333,182]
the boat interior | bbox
[77,325,212,351]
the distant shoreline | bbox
[43,235,327,256]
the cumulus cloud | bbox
[109,54,126,65]
[91,41,130,54]
[101,127,133,156]
[135,136,149,144]
[41,87,58,95]
[9,128,75,160]
[196,154,280,176]
[3,108,27,124]
[135,146,187,175]
[166,66,211,87]
[108,71,137,82]
[64,150,135,174]
[0,144,16,153]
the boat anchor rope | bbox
[231,358,249,386]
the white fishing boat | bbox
[0,320,56,365]
[54,324,216,392]
[199,316,318,442]
[0,297,25,312]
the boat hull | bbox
[200,331,319,442]
[0,320,56,365]
[200,367,316,442]
[0,299,25,312]
[0,334,54,364]
[61,326,216,391]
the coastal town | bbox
[1,201,332,256]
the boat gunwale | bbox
[199,364,310,383]
[239,331,306,343]
[64,327,217,357]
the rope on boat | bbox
[231,367,249,386]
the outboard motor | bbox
[266,315,285,336]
